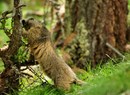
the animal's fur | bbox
[22,18,84,90]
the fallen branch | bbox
[106,42,126,60]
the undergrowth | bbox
[19,54,130,95]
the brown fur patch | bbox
[22,18,84,90]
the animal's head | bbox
[22,18,50,44]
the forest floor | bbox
[0,1,130,95]
[19,54,130,95]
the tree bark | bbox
[64,0,128,68]
[0,0,22,94]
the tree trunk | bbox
[0,0,22,94]
[64,0,128,68]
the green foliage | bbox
[128,0,130,25]
[80,65,130,95]
[0,18,11,47]
[0,2,8,13]
[20,84,65,95]
[68,61,130,95]
[128,0,130,8]
[0,61,4,72]
[18,56,130,95]
[0,18,11,72]
[13,44,29,64]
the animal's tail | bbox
[75,78,86,85]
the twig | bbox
[21,72,33,78]
[16,4,26,9]
[0,4,26,21]
[105,54,117,63]
[19,77,40,92]
[106,42,126,60]
[27,66,47,83]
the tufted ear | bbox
[22,19,31,31]
[22,19,29,30]
[22,20,26,26]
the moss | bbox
[67,19,90,68]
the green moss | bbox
[0,60,4,72]
[67,19,90,67]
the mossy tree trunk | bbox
[64,0,128,68]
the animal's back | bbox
[30,41,77,89]
[22,18,84,90]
